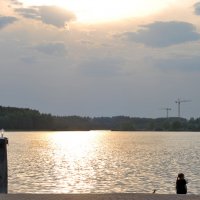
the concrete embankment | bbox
[0,193,199,200]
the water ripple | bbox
[7,131,200,194]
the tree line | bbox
[0,105,200,131]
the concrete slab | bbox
[0,194,199,200]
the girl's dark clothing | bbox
[176,179,187,194]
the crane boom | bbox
[175,98,191,118]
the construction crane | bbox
[175,98,191,118]
[161,108,172,118]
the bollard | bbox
[0,137,8,193]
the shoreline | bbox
[0,193,200,200]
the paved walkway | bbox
[0,194,199,200]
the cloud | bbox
[9,0,23,6]
[35,42,67,56]
[15,6,76,28]
[15,8,40,19]
[0,16,17,29]
[21,56,37,64]
[80,57,124,77]
[118,21,200,47]
[155,56,200,72]
[194,2,200,15]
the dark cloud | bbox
[35,42,67,56]
[80,57,124,77]
[15,8,40,19]
[15,6,76,28]
[79,40,93,45]
[0,16,17,29]
[194,2,200,15]
[155,56,200,72]
[21,56,37,64]
[9,0,23,6]
[38,6,76,27]
[118,21,200,47]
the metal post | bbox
[178,101,180,118]
[0,137,8,193]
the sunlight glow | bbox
[21,0,175,23]
[48,131,104,158]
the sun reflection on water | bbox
[45,131,108,193]
[7,131,200,194]
[48,131,104,158]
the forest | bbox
[0,105,200,131]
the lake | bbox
[6,131,200,194]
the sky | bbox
[0,0,200,118]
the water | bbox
[6,131,200,194]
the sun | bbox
[21,0,174,23]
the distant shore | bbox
[0,193,200,200]
[1,105,200,131]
